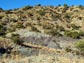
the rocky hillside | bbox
[0,5,84,63]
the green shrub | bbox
[78,17,82,20]
[64,31,80,39]
[0,25,7,36]
[31,26,40,32]
[49,29,62,36]
[36,4,41,6]
[76,40,84,52]
[58,26,65,31]
[23,6,33,10]
[78,5,84,10]
[4,9,12,14]
[63,4,69,12]
[16,23,24,28]
[11,33,21,44]
[0,15,4,19]
[64,4,68,8]
[64,30,84,39]
[65,46,72,52]
[51,14,60,21]
[64,14,70,19]
[37,10,45,16]
[49,29,58,36]
[71,24,80,30]
[27,12,33,17]
[10,18,17,22]
[75,40,84,56]
[43,24,53,29]
[7,28,16,33]
[79,31,84,36]
[0,8,3,10]
[58,4,61,6]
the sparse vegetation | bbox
[23,5,33,10]
[71,24,80,30]
[0,8,3,10]
[49,29,62,36]
[64,30,84,39]
[16,23,24,28]
[0,24,7,36]
[64,31,80,39]
[64,13,70,19]
[31,26,40,32]
[11,33,22,44]
[65,46,72,52]
[10,18,17,22]
[58,26,65,31]
[63,4,69,12]
[37,10,46,16]
[0,5,84,63]
[36,4,41,6]
[76,40,84,55]
[0,15,4,19]
[78,5,84,9]
[4,9,12,14]
[64,4,68,8]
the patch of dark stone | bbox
[0,47,6,54]
[23,36,54,46]
[21,36,62,49]
[0,47,13,54]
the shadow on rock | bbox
[0,47,13,54]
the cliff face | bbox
[0,5,84,63]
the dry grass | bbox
[1,54,84,63]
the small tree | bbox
[5,9,12,14]
[63,4,69,11]
[23,5,33,10]
[0,7,3,10]
[36,4,41,6]
[64,4,68,8]
[79,5,84,9]
[58,4,61,6]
